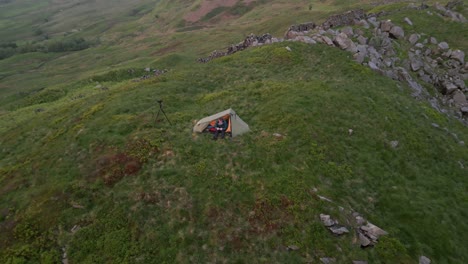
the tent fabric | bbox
[193,108,250,137]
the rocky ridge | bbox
[198,1,467,124]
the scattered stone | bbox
[320,257,336,264]
[70,225,81,234]
[287,245,300,251]
[359,233,371,247]
[285,46,292,52]
[389,26,405,39]
[380,20,393,32]
[353,261,368,264]
[390,140,399,148]
[430,37,438,45]
[419,255,431,264]
[318,195,333,202]
[438,42,449,50]
[404,17,413,26]
[348,128,354,136]
[408,34,419,45]
[329,225,349,235]
[320,214,336,227]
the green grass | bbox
[1,0,467,263]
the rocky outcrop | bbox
[321,9,366,30]
[197,3,468,123]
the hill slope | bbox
[1,0,467,263]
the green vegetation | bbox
[0,0,467,263]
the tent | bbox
[193,108,250,137]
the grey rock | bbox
[361,222,388,238]
[368,61,379,71]
[357,35,368,45]
[333,33,357,52]
[450,50,465,64]
[440,81,458,94]
[461,106,468,115]
[320,257,336,264]
[367,17,379,28]
[438,42,449,50]
[380,20,393,32]
[389,26,405,39]
[359,233,371,247]
[358,19,370,29]
[408,34,419,45]
[322,35,334,46]
[419,255,431,264]
[430,37,438,45]
[329,226,349,235]
[320,214,335,227]
[453,90,467,106]
[354,45,368,64]
[415,43,424,49]
[341,26,354,37]
[395,67,425,97]
[390,141,399,148]
[404,17,413,26]
[287,245,300,251]
[355,28,364,36]
[410,58,424,71]
[431,123,440,128]
[353,261,368,264]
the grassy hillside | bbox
[1,0,467,263]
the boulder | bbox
[367,17,379,28]
[453,90,467,106]
[410,57,424,71]
[357,35,368,45]
[450,50,465,64]
[380,20,393,32]
[389,26,405,39]
[321,35,335,46]
[358,19,370,29]
[359,233,371,247]
[333,33,357,53]
[438,42,449,50]
[461,106,468,115]
[354,45,368,64]
[408,34,419,45]
[341,26,354,37]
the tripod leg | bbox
[161,109,172,125]
[155,109,161,123]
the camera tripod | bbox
[155,100,172,125]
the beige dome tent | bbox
[193,108,250,137]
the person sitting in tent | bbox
[213,117,228,140]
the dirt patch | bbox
[184,0,240,23]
